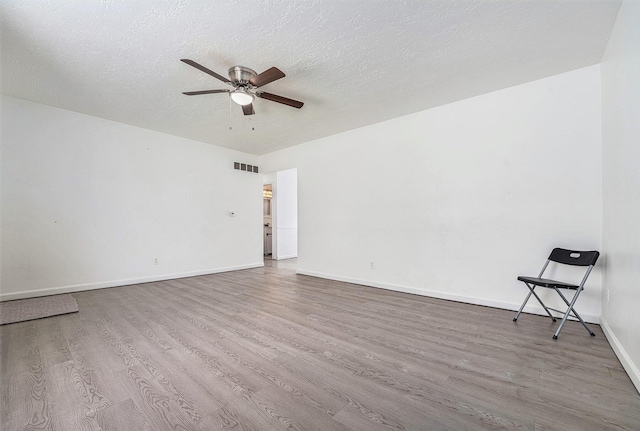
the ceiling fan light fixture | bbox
[230,88,254,106]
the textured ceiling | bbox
[1,0,621,155]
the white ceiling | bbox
[1,0,621,155]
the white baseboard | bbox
[296,269,600,324]
[600,316,640,394]
[276,254,298,260]
[0,262,265,302]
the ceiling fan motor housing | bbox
[228,66,257,85]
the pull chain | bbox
[228,94,232,130]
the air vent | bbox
[234,162,259,173]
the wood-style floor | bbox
[2,260,639,430]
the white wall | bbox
[1,96,263,300]
[261,65,603,321]
[276,169,298,260]
[600,0,640,391]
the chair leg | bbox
[513,290,532,321]
[572,309,595,336]
[528,286,556,321]
[514,284,556,322]
[554,288,595,338]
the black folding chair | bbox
[513,248,599,339]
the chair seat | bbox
[517,276,579,290]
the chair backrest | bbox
[548,248,599,267]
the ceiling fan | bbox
[181,59,304,115]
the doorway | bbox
[262,169,298,263]
[263,184,273,258]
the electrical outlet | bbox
[370,261,375,269]
[154,258,158,265]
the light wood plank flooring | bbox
[2,261,639,430]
